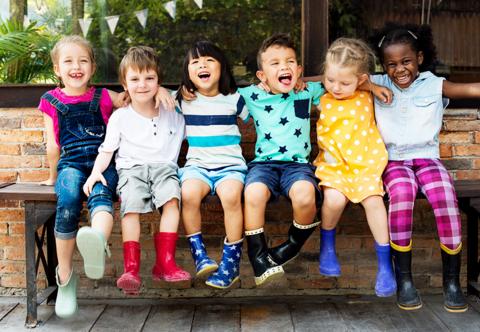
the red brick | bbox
[22,116,44,129]
[456,170,480,180]
[454,145,480,156]
[475,132,480,144]
[0,200,20,208]
[0,118,21,129]
[0,262,25,274]
[4,246,25,260]
[473,158,480,169]
[0,234,24,247]
[8,223,25,235]
[0,209,24,222]
[0,223,8,234]
[443,120,480,131]
[439,132,472,144]
[0,171,17,183]
[0,155,43,168]
[440,144,453,158]
[0,143,20,155]
[18,170,50,182]
[0,130,44,143]
[0,274,26,288]
[288,277,336,289]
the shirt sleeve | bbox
[307,81,325,106]
[236,94,250,123]
[370,74,385,86]
[99,88,114,125]
[98,110,121,153]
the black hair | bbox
[257,33,296,70]
[176,40,237,102]
[370,22,437,72]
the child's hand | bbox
[155,86,176,111]
[181,86,197,101]
[372,85,393,104]
[39,178,56,186]
[294,78,307,92]
[257,81,271,92]
[112,91,129,108]
[83,171,107,197]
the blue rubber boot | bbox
[188,232,218,277]
[318,228,341,277]
[375,242,397,297]
[206,238,243,289]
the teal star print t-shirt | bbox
[238,81,324,163]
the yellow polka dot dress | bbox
[313,91,388,203]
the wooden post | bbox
[9,0,26,25]
[302,0,329,76]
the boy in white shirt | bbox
[83,46,190,295]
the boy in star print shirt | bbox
[239,33,323,286]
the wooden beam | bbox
[302,0,329,76]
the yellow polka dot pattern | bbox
[313,91,388,203]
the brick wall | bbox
[0,106,479,298]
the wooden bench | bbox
[0,180,479,327]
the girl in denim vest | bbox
[371,23,480,312]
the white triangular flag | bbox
[55,18,65,30]
[23,15,30,28]
[164,1,176,20]
[194,0,203,9]
[105,15,120,34]
[78,18,93,38]
[135,9,148,29]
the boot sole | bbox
[255,266,284,286]
[444,304,468,313]
[205,276,239,289]
[397,302,423,311]
[117,277,141,295]
[196,264,219,278]
[76,227,105,280]
[319,268,341,277]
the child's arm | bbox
[359,79,393,104]
[40,114,59,186]
[83,151,114,196]
[154,86,176,111]
[443,81,480,99]
[108,90,129,109]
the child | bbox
[176,41,248,289]
[39,35,125,318]
[313,38,396,298]
[83,46,190,296]
[238,33,325,286]
[371,23,480,312]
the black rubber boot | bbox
[441,247,468,313]
[269,220,320,266]
[245,228,284,286]
[392,245,422,310]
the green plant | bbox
[0,19,59,83]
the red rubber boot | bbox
[152,232,191,282]
[116,241,141,295]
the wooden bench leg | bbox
[467,198,480,297]
[25,202,38,328]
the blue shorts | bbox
[179,165,247,195]
[245,161,320,202]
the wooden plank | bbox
[424,294,480,332]
[335,299,449,332]
[0,304,54,330]
[142,304,194,332]
[36,304,106,332]
[0,303,18,321]
[192,304,240,332]
[290,301,348,331]
[241,304,293,332]
[90,304,151,332]
[453,180,480,198]
[0,183,57,201]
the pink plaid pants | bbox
[383,159,461,250]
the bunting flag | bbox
[194,0,203,9]
[78,18,93,38]
[135,9,148,29]
[23,15,30,28]
[55,18,65,30]
[164,1,176,20]
[105,15,120,34]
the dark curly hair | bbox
[370,22,437,72]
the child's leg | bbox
[205,179,244,289]
[181,179,211,235]
[361,195,396,297]
[77,164,118,279]
[318,188,348,277]
[415,159,466,312]
[244,182,270,231]
[152,199,191,282]
[117,213,141,295]
[289,180,317,225]
[383,161,422,310]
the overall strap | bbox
[41,92,69,114]
[88,88,103,112]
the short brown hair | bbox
[51,35,95,65]
[118,46,162,86]
[256,33,296,70]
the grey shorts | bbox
[117,163,181,218]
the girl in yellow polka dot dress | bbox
[314,38,396,297]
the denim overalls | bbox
[42,89,118,239]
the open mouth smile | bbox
[198,71,211,81]
[278,73,292,85]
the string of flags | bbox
[47,0,205,38]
